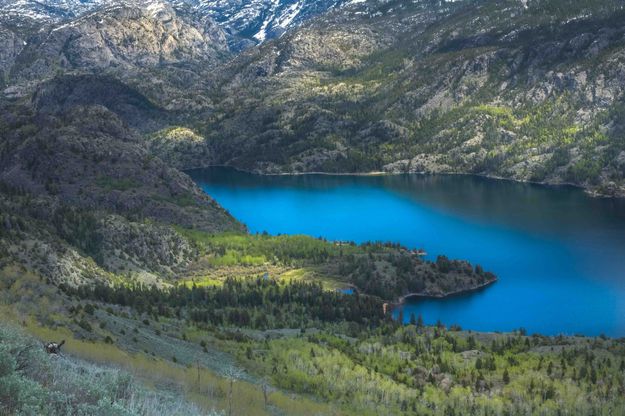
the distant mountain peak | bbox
[0,0,355,50]
[171,0,354,50]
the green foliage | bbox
[567,158,604,184]
[232,325,625,415]
[175,231,494,300]
[151,194,197,207]
[179,231,358,265]
[51,206,103,260]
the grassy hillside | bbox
[0,323,219,415]
[1,262,624,415]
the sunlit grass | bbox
[279,268,345,290]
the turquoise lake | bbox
[189,167,625,337]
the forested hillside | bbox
[3,0,625,196]
[191,0,625,197]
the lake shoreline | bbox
[394,277,498,306]
[345,277,498,308]
[189,165,625,337]
[186,164,621,199]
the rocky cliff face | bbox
[9,1,227,83]
[0,0,348,51]
[0,26,23,87]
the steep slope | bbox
[0,1,233,120]
[191,0,625,197]
[0,85,243,285]
[0,1,235,289]
[0,25,23,87]
[0,98,238,230]
[0,324,216,416]
[0,0,109,26]
[33,74,168,130]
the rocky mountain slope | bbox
[0,0,350,52]
[174,0,352,50]
[0,74,243,285]
[188,0,625,197]
[0,0,247,288]
[2,0,228,97]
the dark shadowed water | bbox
[189,167,625,337]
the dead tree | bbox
[224,367,243,416]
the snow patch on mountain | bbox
[156,0,354,47]
[0,0,356,48]
[276,1,303,30]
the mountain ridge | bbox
[0,0,353,50]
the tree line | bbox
[61,277,387,330]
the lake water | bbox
[189,167,625,337]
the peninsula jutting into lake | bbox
[191,167,625,337]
